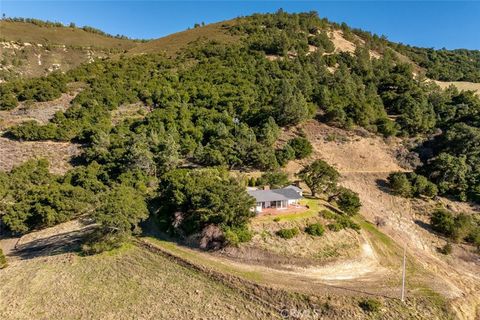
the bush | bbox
[388,172,412,197]
[224,226,253,246]
[337,188,361,216]
[439,242,452,255]
[256,171,290,189]
[305,223,325,236]
[276,227,299,239]
[327,223,342,232]
[359,298,381,313]
[320,209,336,219]
[288,137,313,159]
[0,248,7,269]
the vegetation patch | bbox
[276,227,300,239]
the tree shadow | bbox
[375,178,395,195]
[413,219,435,234]
[13,226,95,260]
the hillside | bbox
[1,11,480,320]
[128,20,238,57]
[0,20,138,79]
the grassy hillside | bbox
[0,20,137,49]
[0,245,278,319]
[128,20,238,57]
[0,20,139,79]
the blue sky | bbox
[1,1,479,49]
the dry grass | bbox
[0,245,277,320]
[0,137,80,174]
[0,21,137,49]
[128,20,239,57]
[433,80,480,95]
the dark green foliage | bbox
[223,226,253,246]
[0,84,18,110]
[288,137,313,159]
[0,248,7,269]
[0,159,94,233]
[275,144,296,166]
[158,168,255,235]
[430,209,480,245]
[276,227,299,239]
[297,160,339,197]
[305,223,324,236]
[256,171,290,189]
[388,172,438,199]
[308,32,335,53]
[359,298,382,313]
[336,188,361,216]
[92,184,148,236]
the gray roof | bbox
[285,185,302,192]
[247,187,303,202]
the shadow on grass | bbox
[14,225,95,260]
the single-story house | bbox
[247,185,303,213]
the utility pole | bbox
[401,244,407,302]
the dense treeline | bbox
[1,11,480,252]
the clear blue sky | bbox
[1,1,479,49]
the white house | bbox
[247,185,303,213]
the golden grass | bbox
[0,21,137,50]
[0,245,276,319]
[128,20,239,57]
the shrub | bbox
[275,144,296,166]
[439,242,452,255]
[288,137,313,159]
[305,223,325,236]
[0,248,7,269]
[81,232,124,255]
[359,298,381,313]
[430,209,457,238]
[320,209,336,219]
[388,172,412,197]
[327,223,342,232]
[224,226,253,246]
[337,188,361,216]
[276,227,299,239]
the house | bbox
[247,185,303,213]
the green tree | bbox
[92,184,149,239]
[288,137,313,159]
[256,171,290,189]
[297,160,339,197]
[274,80,312,126]
[336,188,361,216]
[387,172,413,197]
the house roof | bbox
[247,187,303,202]
[284,185,302,192]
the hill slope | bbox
[0,20,138,79]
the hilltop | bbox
[0,19,139,79]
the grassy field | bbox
[0,245,278,320]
